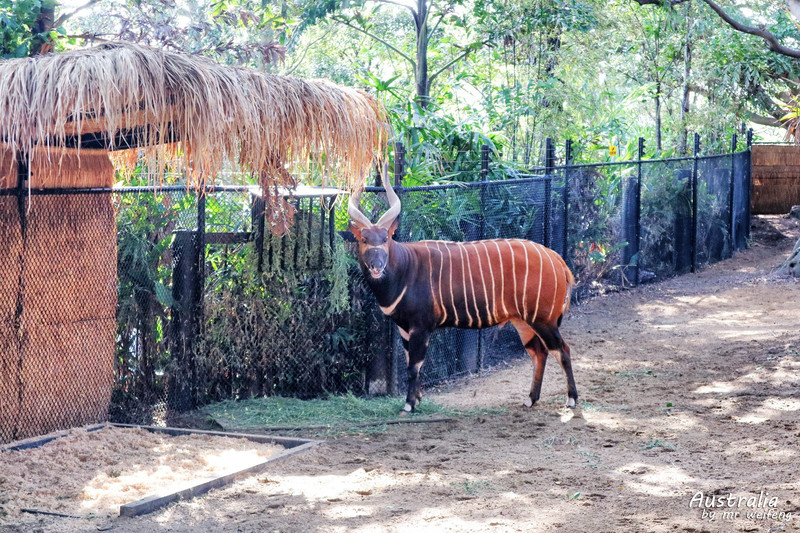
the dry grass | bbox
[0,43,388,192]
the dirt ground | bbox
[7,215,800,533]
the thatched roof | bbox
[0,43,388,192]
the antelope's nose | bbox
[364,249,387,277]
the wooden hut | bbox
[0,43,386,443]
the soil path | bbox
[11,216,800,533]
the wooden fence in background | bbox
[752,145,800,214]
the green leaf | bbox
[154,281,175,308]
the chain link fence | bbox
[0,192,116,443]
[0,136,753,440]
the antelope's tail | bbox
[562,261,576,316]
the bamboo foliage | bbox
[0,43,388,192]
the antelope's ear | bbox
[387,215,400,239]
[349,219,364,240]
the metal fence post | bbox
[635,137,644,285]
[389,141,406,388]
[563,139,572,268]
[477,144,490,373]
[691,133,699,273]
[544,137,555,248]
[480,144,489,239]
[197,193,206,310]
[728,133,737,258]
[251,196,266,272]
[394,142,405,187]
[169,229,202,413]
[745,129,753,243]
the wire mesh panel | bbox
[0,194,116,443]
[638,158,694,280]
[732,151,751,251]
[696,155,735,267]
[565,163,635,293]
[113,189,198,423]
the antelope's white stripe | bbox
[434,242,448,325]
[425,242,436,317]
[543,247,559,321]
[445,244,458,326]
[459,243,481,328]
[456,243,473,327]
[522,240,530,320]
[505,240,520,316]
[380,285,408,316]
[530,242,543,321]
[492,241,509,317]
[397,326,410,341]
[479,241,496,324]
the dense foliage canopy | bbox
[4,0,800,170]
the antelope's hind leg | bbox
[553,338,578,408]
[511,320,548,407]
[513,320,579,408]
[536,323,578,409]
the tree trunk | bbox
[30,0,57,56]
[414,0,430,108]
[655,84,663,152]
[678,1,693,155]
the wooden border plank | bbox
[0,425,105,452]
[111,423,320,517]
[109,423,317,449]
[118,440,319,517]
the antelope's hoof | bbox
[566,398,577,409]
[522,397,534,408]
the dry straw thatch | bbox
[0,42,388,192]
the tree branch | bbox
[632,0,691,6]
[745,111,783,127]
[700,0,800,58]
[429,11,447,38]
[334,17,416,67]
[428,40,488,84]
[284,26,334,75]
[372,0,417,16]
[54,0,104,27]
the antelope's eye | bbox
[382,237,388,243]
[361,238,367,244]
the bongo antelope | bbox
[349,173,577,413]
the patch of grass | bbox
[203,393,505,434]
[454,479,491,496]
[642,439,676,451]
[613,368,655,379]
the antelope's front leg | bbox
[400,326,432,413]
